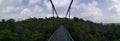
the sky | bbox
[0,0,120,23]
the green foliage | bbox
[0,17,120,41]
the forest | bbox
[0,17,120,41]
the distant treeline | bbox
[0,17,120,41]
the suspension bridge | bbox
[48,25,74,41]
[48,0,74,41]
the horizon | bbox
[0,0,120,23]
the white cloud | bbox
[32,5,43,13]
[111,0,120,4]
[44,0,52,10]
[1,0,120,23]
[52,0,70,7]
[109,0,120,14]
[29,0,41,5]
[0,3,44,20]
[0,0,23,20]
[0,0,3,5]
[20,8,32,15]
[44,0,71,10]
[72,0,103,23]
[18,5,44,20]
[103,0,120,23]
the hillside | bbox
[0,17,120,41]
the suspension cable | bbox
[50,0,59,17]
[65,0,73,18]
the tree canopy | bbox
[0,17,120,41]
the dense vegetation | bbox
[0,17,120,41]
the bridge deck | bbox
[48,25,74,41]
